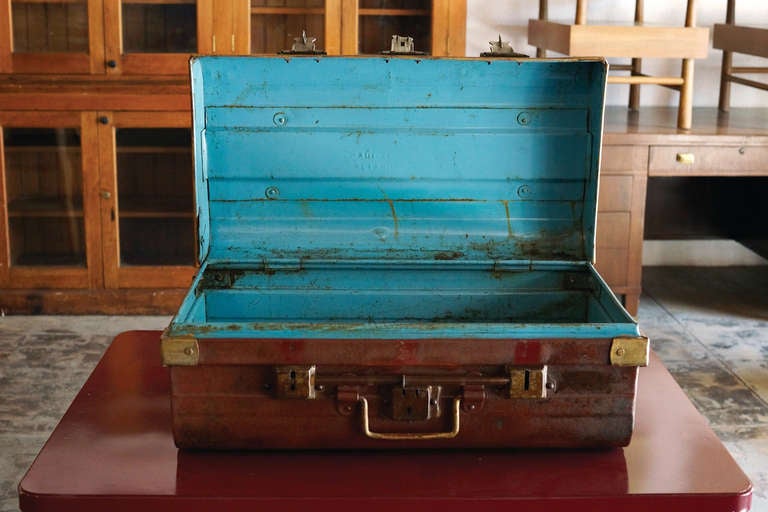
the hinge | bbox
[610,336,650,367]
[563,272,599,292]
[161,334,199,366]
[198,269,243,291]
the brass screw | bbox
[184,347,195,356]
[615,347,626,357]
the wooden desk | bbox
[18,331,752,512]
[598,107,768,314]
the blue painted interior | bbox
[170,56,640,340]
[190,57,606,265]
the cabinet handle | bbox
[676,152,695,165]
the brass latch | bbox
[391,386,440,421]
[508,366,547,398]
[275,365,317,399]
[610,336,650,367]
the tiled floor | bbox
[0,266,767,511]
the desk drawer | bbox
[596,212,630,249]
[602,145,648,173]
[649,145,768,176]
[598,175,633,212]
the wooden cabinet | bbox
[96,111,196,289]
[595,145,648,315]
[0,108,194,312]
[1,0,197,74]
[0,112,101,289]
[0,2,466,313]
[1,0,466,74]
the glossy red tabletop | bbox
[19,331,752,512]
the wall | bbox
[466,0,766,107]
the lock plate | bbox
[508,366,547,399]
[392,386,439,421]
[275,365,317,399]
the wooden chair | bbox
[529,0,709,129]
[714,0,768,111]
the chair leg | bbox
[718,0,736,112]
[536,0,548,57]
[575,0,587,25]
[678,58,694,129]
[629,58,642,110]
[719,51,733,112]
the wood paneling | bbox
[0,287,186,314]
[598,175,633,212]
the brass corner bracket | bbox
[161,335,199,366]
[610,336,649,367]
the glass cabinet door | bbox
[250,0,327,54]
[104,0,198,75]
[0,113,99,288]
[1,0,99,73]
[358,0,431,54]
[98,112,196,288]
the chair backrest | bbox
[554,0,697,28]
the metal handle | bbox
[359,396,461,440]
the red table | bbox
[19,331,752,512]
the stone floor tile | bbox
[729,360,768,404]
[665,360,768,427]
[643,266,768,321]
[637,294,674,322]
[721,433,768,510]
[642,322,712,363]
[0,434,48,512]
[678,318,768,361]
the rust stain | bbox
[501,200,512,238]
[299,200,313,218]
[387,199,399,237]
[433,251,464,261]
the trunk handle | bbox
[359,396,461,440]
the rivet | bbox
[738,147,746,155]
[616,347,626,357]
[517,112,530,125]
[344,405,353,412]
[468,404,477,410]
[517,184,531,197]
[183,347,194,356]
[265,186,280,200]
[273,112,287,126]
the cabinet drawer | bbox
[596,212,630,249]
[649,145,768,176]
[598,175,633,212]
[595,247,628,287]
[601,145,648,173]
